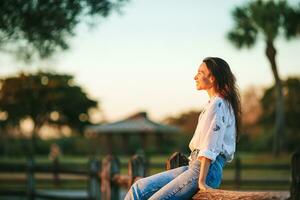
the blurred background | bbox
[0,0,300,199]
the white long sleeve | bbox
[189,96,236,163]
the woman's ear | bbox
[209,76,215,84]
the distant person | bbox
[49,143,62,186]
[49,143,61,162]
[125,57,241,200]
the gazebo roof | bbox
[85,112,181,135]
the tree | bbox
[260,77,300,152]
[241,86,263,127]
[164,110,201,134]
[0,72,98,154]
[241,86,263,139]
[227,0,300,156]
[0,0,128,61]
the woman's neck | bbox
[207,87,218,99]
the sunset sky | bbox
[1,0,300,122]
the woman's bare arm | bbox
[198,156,212,190]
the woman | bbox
[124,57,241,200]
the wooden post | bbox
[53,157,60,186]
[290,150,300,200]
[165,152,189,170]
[128,154,145,187]
[88,159,101,200]
[105,135,113,154]
[121,134,129,154]
[155,134,162,153]
[234,157,241,190]
[139,133,147,151]
[101,155,120,200]
[26,157,35,200]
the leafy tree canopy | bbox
[260,77,300,130]
[0,72,98,134]
[260,77,300,152]
[227,0,300,156]
[0,0,128,61]
[228,0,300,48]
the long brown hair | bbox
[203,57,241,141]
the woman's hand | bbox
[198,180,212,191]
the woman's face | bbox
[194,62,215,90]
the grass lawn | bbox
[0,151,292,164]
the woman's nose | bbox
[194,75,197,80]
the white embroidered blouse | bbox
[189,96,236,163]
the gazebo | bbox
[85,111,181,153]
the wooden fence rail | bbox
[0,150,299,200]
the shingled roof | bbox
[85,112,181,135]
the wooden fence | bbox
[0,151,299,200]
[0,158,100,200]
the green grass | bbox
[0,151,292,163]
[234,151,291,163]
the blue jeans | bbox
[124,154,225,200]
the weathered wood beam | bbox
[88,159,100,200]
[26,158,35,200]
[128,154,146,186]
[101,155,120,200]
[165,152,189,170]
[192,189,289,200]
[112,174,130,188]
[290,150,300,200]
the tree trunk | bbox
[265,40,285,157]
[30,131,37,158]
[30,124,41,158]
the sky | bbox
[0,0,300,122]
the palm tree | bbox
[227,0,300,156]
